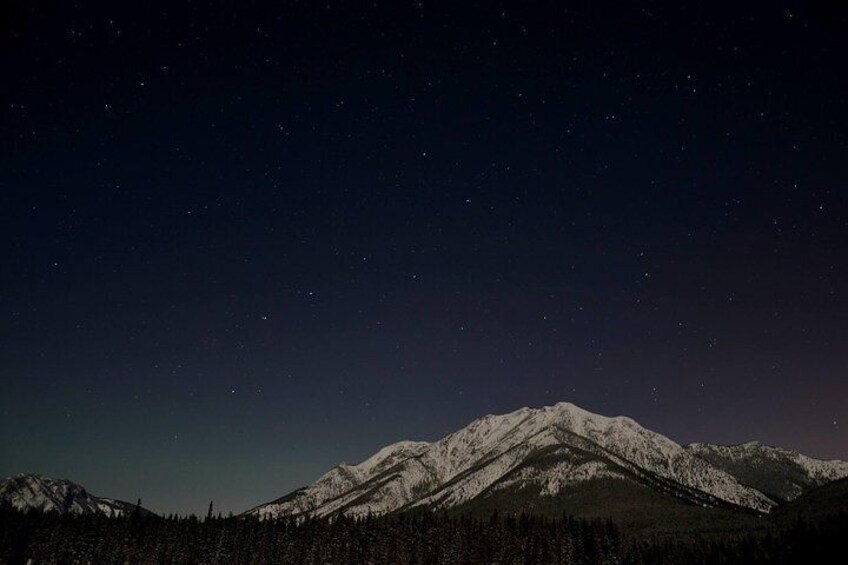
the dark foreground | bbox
[1,504,845,565]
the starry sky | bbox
[1,1,847,516]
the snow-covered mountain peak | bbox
[0,473,149,517]
[249,401,831,519]
[458,401,627,441]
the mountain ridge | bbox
[687,440,848,502]
[248,401,848,523]
[0,473,152,517]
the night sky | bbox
[2,1,847,516]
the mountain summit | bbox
[248,402,848,524]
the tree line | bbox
[0,502,844,564]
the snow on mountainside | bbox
[0,474,149,517]
[687,441,848,502]
[249,402,822,520]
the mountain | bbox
[0,473,151,517]
[687,441,848,502]
[769,477,848,525]
[248,402,847,528]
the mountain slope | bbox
[0,474,151,517]
[249,402,811,521]
[768,477,848,525]
[687,441,848,502]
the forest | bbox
[1,503,845,565]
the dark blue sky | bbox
[2,1,847,516]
